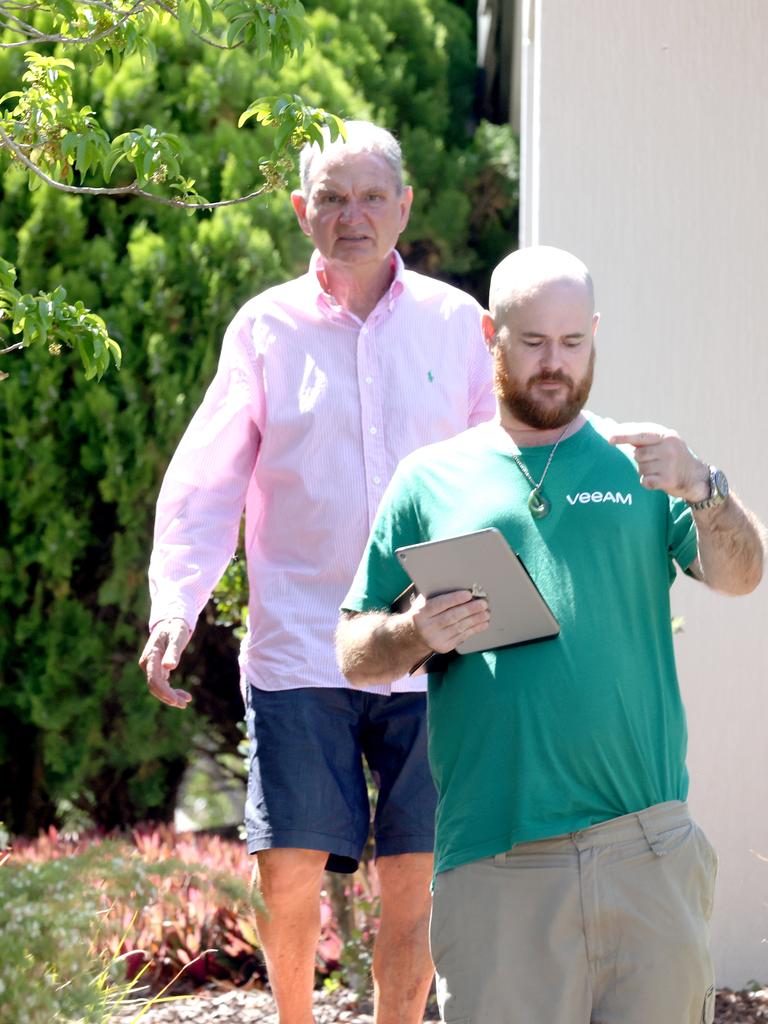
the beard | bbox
[493,346,595,430]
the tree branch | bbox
[0,340,25,355]
[0,10,49,37]
[70,0,136,10]
[0,123,271,209]
[0,0,149,46]
[0,0,244,49]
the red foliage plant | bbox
[8,824,343,990]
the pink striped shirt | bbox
[149,251,494,696]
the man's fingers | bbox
[422,590,477,615]
[454,603,491,637]
[633,447,660,466]
[161,623,191,669]
[144,649,192,708]
[610,421,678,449]
[638,474,663,491]
[439,602,491,650]
[427,596,489,629]
[139,618,193,708]
[413,594,491,652]
[610,431,664,448]
[138,631,159,670]
[147,675,193,709]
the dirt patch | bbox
[715,989,768,1023]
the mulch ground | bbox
[115,985,768,1023]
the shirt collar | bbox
[310,250,406,322]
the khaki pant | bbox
[430,802,717,1024]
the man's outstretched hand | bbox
[139,617,193,709]
[609,423,710,503]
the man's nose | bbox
[339,198,364,223]
[538,340,562,371]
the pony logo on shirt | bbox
[566,491,633,506]
[299,355,328,412]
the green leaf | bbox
[142,147,155,180]
[198,0,214,34]
[272,118,294,154]
[305,121,323,147]
[76,136,89,174]
[177,0,193,35]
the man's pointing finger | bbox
[609,431,664,448]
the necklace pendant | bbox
[528,487,550,519]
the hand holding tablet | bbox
[395,528,559,657]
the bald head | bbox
[488,246,595,322]
[482,246,599,431]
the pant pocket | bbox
[692,823,718,921]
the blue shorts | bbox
[244,685,437,873]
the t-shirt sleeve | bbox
[667,495,698,580]
[342,460,424,613]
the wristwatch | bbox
[689,466,729,511]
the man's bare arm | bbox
[610,425,765,596]
[337,591,490,687]
[686,495,766,594]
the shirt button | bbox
[373,475,381,485]
[369,426,377,435]
[365,376,373,384]
[361,326,368,335]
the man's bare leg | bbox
[253,847,328,1024]
[373,852,435,1024]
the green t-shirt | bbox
[343,415,698,876]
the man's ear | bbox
[481,312,496,350]
[290,190,310,235]
[592,311,601,339]
[398,185,414,232]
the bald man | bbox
[336,246,765,1024]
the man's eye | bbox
[365,193,385,202]
[322,195,343,203]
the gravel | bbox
[114,984,768,1023]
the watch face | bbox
[713,469,729,498]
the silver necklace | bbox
[508,421,573,520]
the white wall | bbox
[520,0,768,987]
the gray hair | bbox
[299,120,405,196]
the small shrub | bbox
[0,826,264,1023]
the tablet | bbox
[395,528,559,655]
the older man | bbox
[139,120,494,1024]
[337,246,765,1024]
